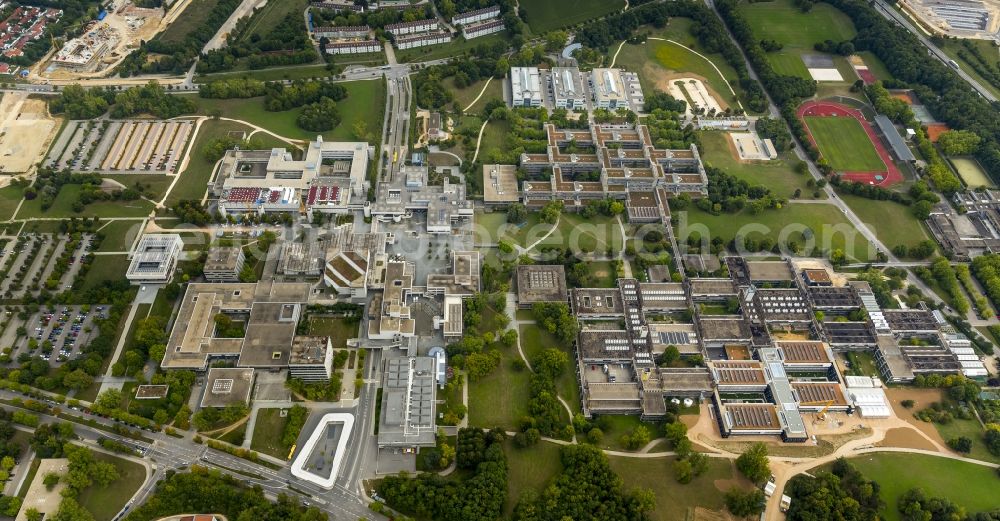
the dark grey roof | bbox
[874,115,916,162]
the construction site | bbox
[45,119,194,174]
[0,91,60,174]
[34,1,167,80]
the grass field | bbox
[446,76,502,113]
[166,119,250,206]
[741,0,855,48]
[103,174,174,201]
[769,51,811,79]
[699,131,820,199]
[468,345,531,429]
[0,184,24,221]
[846,453,1000,521]
[804,116,886,172]
[857,51,894,82]
[16,184,153,219]
[609,455,751,521]
[838,193,930,253]
[932,416,1000,464]
[741,0,855,81]
[76,452,145,521]
[521,0,625,33]
[677,205,876,261]
[95,220,144,253]
[613,25,745,111]
[251,408,292,459]
[307,316,360,348]
[158,0,224,43]
[190,79,386,142]
[504,440,563,515]
[79,254,131,291]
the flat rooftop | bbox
[200,367,254,408]
[483,164,519,203]
[699,317,751,341]
[204,246,243,272]
[516,264,568,305]
[379,356,437,447]
[746,261,794,282]
[572,288,623,316]
[776,341,832,365]
[690,278,738,297]
[578,329,633,361]
[712,361,767,385]
[723,403,781,430]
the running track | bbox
[797,100,903,187]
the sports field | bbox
[520,0,625,33]
[741,0,855,48]
[846,453,1000,521]
[804,116,886,172]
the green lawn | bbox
[103,174,174,201]
[166,119,251,206]
[250,408,292,459]
[468,349,531,430]
[846,453,1000,521]
[838,193,930,253]
[0,184,24,221]
[95,220,144,253]
[741,0,856,83]
[79,254,131,291]
[699,131,819,200]
[16,184,153,219]
[677,204,875,261]
[590,415,657,452]
[741,0,856,48]
[396,32,511,63]
[477,119,513,163]
[307,316,360,348]
[158,0,224,43]
[504,440,563,516]
[769,52,811,80]
[190,79,386,143]
[609,455,751,521]
[933,416,1000,464]
[586,260,619,288]
[76,452,146,521]
[521,0,625,33]
[804,116,886,172]
[535,213,624,255]
[613,29,745,111]
[446,76,503,113]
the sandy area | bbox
[876,427,938,450]
[884,387,948,446]
[0,93,60,174]
[642,65,730,111]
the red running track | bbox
[796,100,903,187]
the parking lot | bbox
[11,305,107,365]
[0,233,94,299]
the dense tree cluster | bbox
[117,0,242,76]
[511,444,654,521]
[49,85,115,119]
[199,78,268,99]
[264,81,347,111]
[297,98,342,132]
[786,458,882,521]
[199,10,316,73]
[575,1,766,112]
[671,166,781,216]
[971,253,1000,310]
[111,82,197,119]
[897,487,1000,521]
[755,117,793,151]
[377,427,507,521]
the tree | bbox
[947,436,972,453]
[912,199,933,220]
[95,388,122,410]
[736,443,770,483]
[725,488,765,518]
[62,369,93,391]
[507,203,527,224]
[673,458,693,483]
[658,345,680,366]
[43,472,60,490]
[937,129,982,156]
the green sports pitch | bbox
[804,116,886,172]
